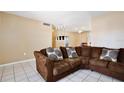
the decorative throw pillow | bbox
[46,47,63,61]
[100,48,119,62]
[66,47,78,58]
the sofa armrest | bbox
[34,51,54,81]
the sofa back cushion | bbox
[40,49,48,57]
[60,47,68,58]
[75,46,82,56]
[90,47,103,59]
[117,48,124,63]
[82,46,91,57]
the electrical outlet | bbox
[24,52,26,56]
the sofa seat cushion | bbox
[53,61,71,76]
[108,62,124,74]
[65,57,81,68]
[89,59,109,67]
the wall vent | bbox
[43,23,51,26]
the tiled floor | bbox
[0,61,122,82]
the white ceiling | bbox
[5,11,108,32]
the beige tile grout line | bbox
[0,68,2,82]
[28,62,43,81]
[97,74,102,82]
[29,62,37,72]
[81,70,93,82]
[81,73,90,82]
[21,63,30,82]
[112,77,114,82]
[13,64,16,82]
[86,72,101,82]
[67,71,80,81]
[0,67,3,82]
[0,67,4,82]
[67,70,91,82]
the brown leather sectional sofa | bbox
[34,46,124,82]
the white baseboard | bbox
[0,58,35,67]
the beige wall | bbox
[90,12,124,48]
[81,32,88,43]
[0,12,52,65]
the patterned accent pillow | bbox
[100,48,119,62]
[46,47,63,61]
[66,47,78,58]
